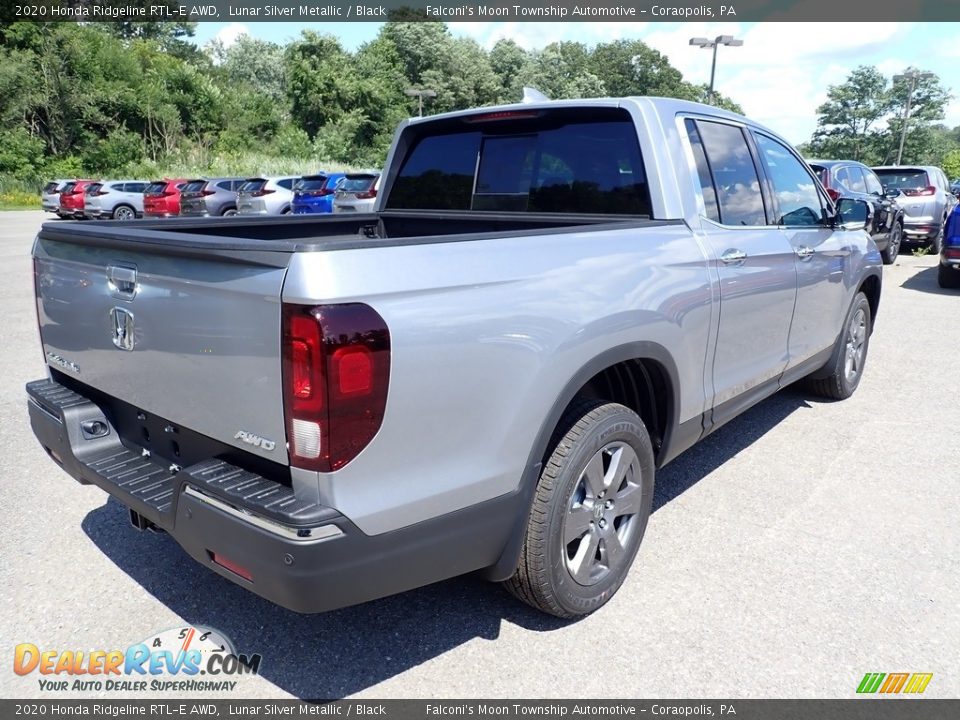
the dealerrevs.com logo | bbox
[14,626,262,693]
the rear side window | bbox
[278,178,296,190]
[685,119,720,222]
[692,120,766,226]
[837,166,866,193]
[388,111,651,215]
[753,133,823,227]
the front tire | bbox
[805,291,872,400]
[881,221,901,264]
[504,401,655,618]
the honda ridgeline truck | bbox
[27,97,882,618]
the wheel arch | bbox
[483,341,683,581]
[857,271,882,331]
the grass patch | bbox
[0,190,40,210]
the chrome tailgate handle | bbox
[106,264,138,300]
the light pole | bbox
[893,70,934,166]
[689,35,743,105]
[404,88,437,117]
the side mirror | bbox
[836,198,872,231]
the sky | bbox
[190,22,960,146]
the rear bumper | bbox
[26,377,516,613]
[901,219,941,239]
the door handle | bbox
[720,249,747,265]
[795,245,815,261]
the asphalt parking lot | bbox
[1,210,957,700]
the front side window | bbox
[753,133,823,227]
[694,120,766,226]
[863,170,883,195]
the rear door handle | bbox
[795,246,815,261]
[720,249,748,265]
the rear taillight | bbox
[944,248,960,260]
[320,187,335,196]
[903,186,937,197]
[251,189,275,198]
[282,303,390,473]
[96,191,109,196]
[202,189,215,196]
[355,188,378,200]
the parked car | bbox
[142,179,190,218]
[27,97,882,619]
[809,160,905,264]
[291,173,347,214]
[41,180,72,215]
[940,203,960,288]
[332,173,381,213]
[872,165,958,252]
[57,180,98,219]
[236,177,298,216]
[178,177,246,217]
[82,180,149,220]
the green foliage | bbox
[943,150,960,180]
[806,64,956,167]
[0,127,45,178]
[0,21,750,183]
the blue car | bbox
[940,203,960,288]
[291,173,346,214]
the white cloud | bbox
[215,23,249,49]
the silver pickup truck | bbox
[27,97,882,618]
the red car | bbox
[143,178,190,218]
[57,180,98,219]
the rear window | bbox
[809,165,828,186]
[387,109,651,215]
[239,179,266,193]
[60,182,76,194]
[340,175,378,192]
[295,176,329,191]
[85,183,103,195]
[874,169,929,190]
[145,182,168,195]
[43,181,61,194]
[182,180,207,194]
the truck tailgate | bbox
[34,233,290,465]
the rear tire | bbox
[805,291,871,400]
[881,221,901,264]
[503,401,655,618]
[221,207,237,217]
[939,263,960,289]
[929,224,944,254]
[112,205,135,221]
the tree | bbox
[489,39,529,103]
[880,69,952,164]
[518,42,605,100]
[808,66,891,162]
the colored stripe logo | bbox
[857,672,933,694]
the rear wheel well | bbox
[858,274,880,328]
[564,359,671,461]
